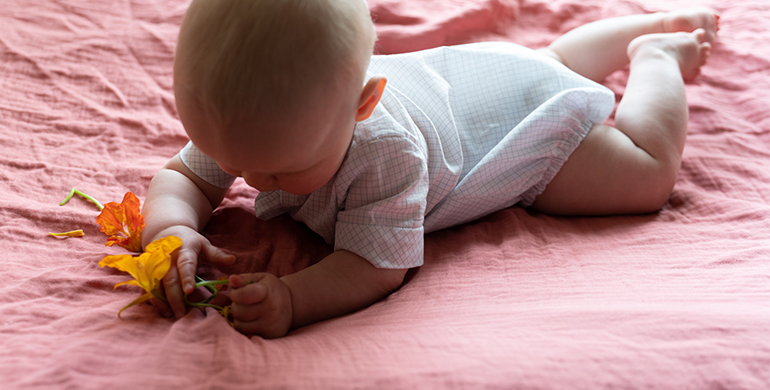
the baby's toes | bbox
[693,29,713,59]
[699,41,712,66]
[692,28,707,43]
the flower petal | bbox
[117,292,154,318]
[120,192,145,237]
[99,235,183,317]
[144,236,181,285]
[99,254,151,291]
[114,279,143,289]
[218,304,234,327]
[106,235,142,253]
[49,230,85,237]
[99,254,137,273]
[145,235,182,254]
[95,192,145,252]
[124,234,143,253]
[131,251,161,292]
[96,201,125,236]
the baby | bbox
[143,0,718,338]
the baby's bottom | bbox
[531,9,718,216]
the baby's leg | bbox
[531,29,714,215]
[539,9,718,82]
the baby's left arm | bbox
[229,250,407,338]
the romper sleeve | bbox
[334,135,429,269]
[178,141,237,189]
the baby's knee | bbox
[632,162,679,213]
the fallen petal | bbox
[48,230,85,238]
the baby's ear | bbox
[355,76,387,122]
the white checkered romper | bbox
[180,42,615,269]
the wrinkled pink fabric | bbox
[1,0,769,389]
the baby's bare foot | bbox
[663,8,719,41]
[627,29,712,80]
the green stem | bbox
[196,276,230,300]
[183,294,224,311]
[195,279,229,289]
[60,187,104,210]
[186,278,229,309]
[195,275,217,294]
[151,289,168,303]
[187,302,225,311]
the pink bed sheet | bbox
[1,0,769,388]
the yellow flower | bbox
[99,236,182,316]
[218,304,234,327]
[96,192,144,252]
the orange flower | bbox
[96,192,144,252]
[213,276,229,292]
[99,236,182,316]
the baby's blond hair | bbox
[175,0,375,125]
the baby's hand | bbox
[229,273,293,338]
[148,225,235,319]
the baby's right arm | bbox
[142,154,235,319]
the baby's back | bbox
[366,42,615,230]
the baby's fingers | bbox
[149,293,173,319]
[201,243,236,266]
[175,248,200,294]
[229,274,269,305]
[232,315,284,338]
[230,302,268,323]
[228,273,292,338]
[160,264,187,319]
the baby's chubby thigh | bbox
[531,123,675,217]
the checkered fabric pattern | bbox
[179,42,615,269]
[179,142,236,189]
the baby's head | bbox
[174,0,384,194]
